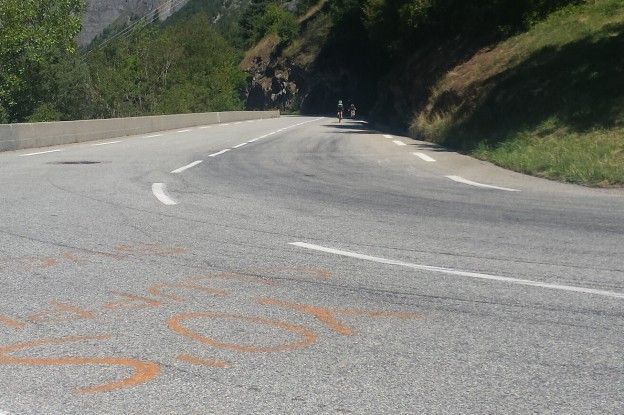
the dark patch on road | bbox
[48,161,103,165]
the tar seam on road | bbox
[289,242,624,300]
[152,183,178,206]
[413,152,436,162]
[171,160,203,174]
[446,175,520,192]
[19,149,61,157]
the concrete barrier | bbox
[0,110,280,152]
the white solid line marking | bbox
[152,183,177,206]
[233,142,248,148]
[199,125,212,129]
[208,149,230,157]
[19,149,61,157]
[145,133,163,138]
[93,140,122,146]
[290,242,624,300]
[393,140,407,146]
[177,129,192,133]
[446,175,520,192]
[171,160,203,174]
[384,134,394,139]
[248,138,260,143]
[413,152,436,162]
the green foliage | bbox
[412,0,624,186]
[87,14,246,118]
[0,0,84,122]
[27,103,64,122]
[328,0,581,57]
[240,1,299,46]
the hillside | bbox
[242,0,624,186]
[79,0,191,46]
[411,0,624,186]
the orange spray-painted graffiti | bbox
[0,336,160,394]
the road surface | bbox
[0,116,623,414]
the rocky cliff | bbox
[78,0,191,46]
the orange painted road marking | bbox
[63,252,81,262]
[0,336,160,394]
[259,298,420,335]
[41,258,60,268]
[148,282,228,302]
[258,298,355,335]
[168,312,318,353]
[0,315,26,330]
[29,301,96,323]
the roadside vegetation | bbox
[412,0,624,186]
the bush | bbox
[265,4,299,44]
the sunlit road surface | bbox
[0,116,623,414]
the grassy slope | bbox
[412,0,624,187]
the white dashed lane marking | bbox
[152,183,177,206]
[208,149,230,157]
[413,152,436,162]
[19,149,61,157]
[171,160,203,174]
[93,140,122,146]
[446,175,520,192]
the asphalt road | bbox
[0,116,623,414]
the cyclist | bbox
[337,100,344,123]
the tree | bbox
[0,0,84,122]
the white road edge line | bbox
[152,183,177,206]
[393,140,407,146]
[145,133,163,138]
[446,175,520,192]
[233,142,248,148]
[199,125,212,129]
[93,140,122,146]
[177,129,192,133]
[413,152,436,162]
[384,134,394,139]
[19,149,61,157]
[208,149,230,157]
[171,160,203,174]
[289,242,624,300]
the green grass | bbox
[412,0,624,187]
[473,124,624,186]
